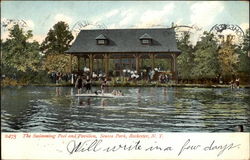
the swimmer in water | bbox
[235,125,244,132]
[111,90,123,96]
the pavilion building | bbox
[65,28,181,79]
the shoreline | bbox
[2,82,250,88]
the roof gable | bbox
[139,33,152,39]
[95,34,107,40]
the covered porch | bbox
[68,52,180,80]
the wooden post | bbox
[70,54,72,73]
[88,56,90,72]
[141,58,143,68]
[135,54,140,73]
[170,58,173,73]
[119,57,122,76]
[84,57,87,68]
[89,54,94,77]
[96,58,99,73]
[129,58,132,70]
[150,53,155,70]
[102,56,105,73]
[104,53,109,77]
[77,56,80,72]
[171,53,177,81]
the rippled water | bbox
[1,86,250,132]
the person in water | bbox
[85,76,92,93]
[94,90,102,95]
[235,125,244,132]
[235,78,240,89]
[101,78,108,94]
[118,90,124,96]
[229,79,234,89]
[111,90,123,96]
[75,75,83,94]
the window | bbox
[139,33,152,45]
[96,34,108,45]
[97,39,105,45]
[141,39,151,44]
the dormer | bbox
[139,33,152,45]
[96,34,108,45]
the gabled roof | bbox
[95,34,107,40]
[139,33,152,39]
[66,28,181,54]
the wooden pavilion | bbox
[65,28,181,79]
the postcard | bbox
[1,1,249,160]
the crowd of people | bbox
[158,74,170,83]
[49,72,73,84]
[49,67,173,85]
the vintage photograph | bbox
[1,1,249,134]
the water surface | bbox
[1,86,249,132]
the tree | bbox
[218,36,239,78]
[177,32,195,80]
[1,24,41,73]
[40,21,74,55]
[237,29,250,75]
[43,54,77,73]
[192,32,220,79]
[40,21,75,73]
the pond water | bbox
[1,86,250,132]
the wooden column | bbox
[96,58,99,73]
[77,56,80,72]
[129,58,132,70]
[119,57,122,76]
[89,54,94,77]
[150,53,155,69]
[171,53,177,80]
[104,53,109,77]
[170,58,173,73]
[84,57,87,68]
[135,54,140,73]
[69,54,72,73]
[141,58,143,68]
[102,57,105,73]
[88,56,90,69]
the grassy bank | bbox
[2,78,250,88]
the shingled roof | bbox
[66,28,181,54]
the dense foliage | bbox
[177,32,195,80]
[1,25,49,84]
[43,54,77,73]
[192,32,220,79]
[177,29,250,83]
[237,29,250,75]
[40,21,76,74]
[1,25,41,73]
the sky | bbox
[1,1,249,44]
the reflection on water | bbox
[1,86,250,132]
